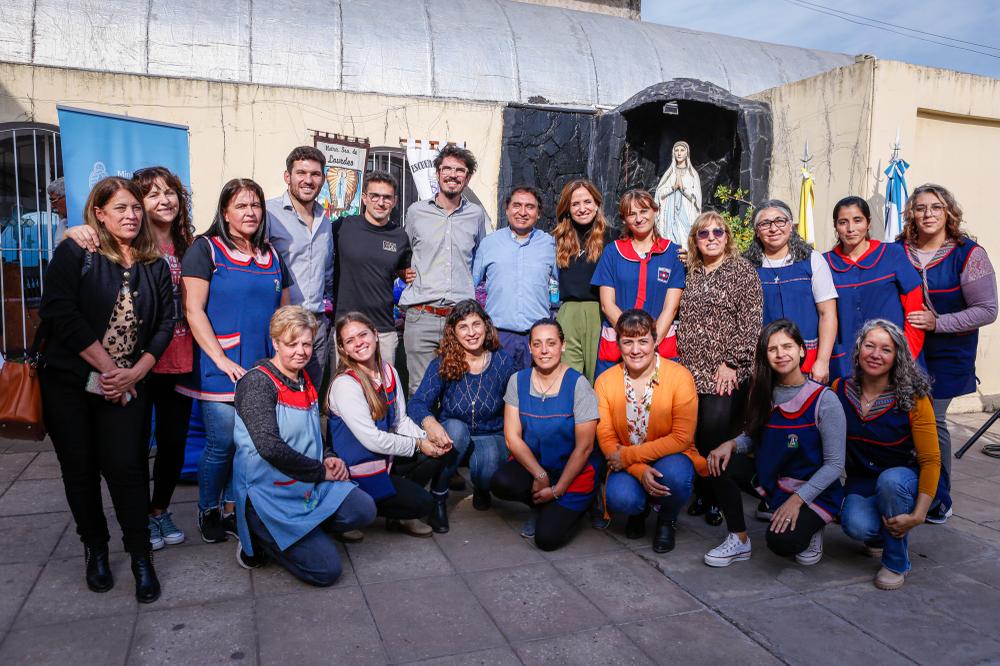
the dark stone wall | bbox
[497,105,595,231]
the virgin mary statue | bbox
[654,141,702,245]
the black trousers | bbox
[490,460,585,552]
[764,504,826,556]
[375,453,446,520]
[693,385,749,507]
[144,373,193,511]
[41,368,151,554]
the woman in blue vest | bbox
[591,189,686,379]
[180,179,292,543]
[490,318,601,551]
[706,320,845,567]
[835,319,941,590]
[825,196,925,379]
[232,306,376,585]
[744,200,838,384]
[327,312,452,537]
[898,184,997,523]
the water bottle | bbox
[548,276,560,310]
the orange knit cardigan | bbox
[595,361,708,480]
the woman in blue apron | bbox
[327,312,452,538]
[180,179,292,543]
[824,196,924,379]
[233,307,375,586]
[706,320,845,568]
[835,319,942,591]
[743,199,838,384]
[490,318,601,551]
[898,184,997,523]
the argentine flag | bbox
[884,158,909,240]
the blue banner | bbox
[56,106,190,227]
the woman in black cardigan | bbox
[39,176,174,603]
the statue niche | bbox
[654,140,702,245]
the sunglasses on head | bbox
[696,228,725,240]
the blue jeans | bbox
[841,467,918,574]
[432,419,508,494]
[246,488,376,587]
[605,453,694,521]
[198,400,236,512]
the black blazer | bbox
[39,240,175,382]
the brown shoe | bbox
[387,518,433,538]
[874,566,906,590]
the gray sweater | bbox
[734,383,846,505]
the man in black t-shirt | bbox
[333,171,413,364]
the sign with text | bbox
[314,134,369,222]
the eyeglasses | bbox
[914,203,945,216]
[696,228,725,240]
[756,217,789,230]
[365,193,396,203]
[439,166,469,176]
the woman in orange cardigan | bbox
[596,309,707,553]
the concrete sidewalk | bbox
[1,412,999,665]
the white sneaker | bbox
[704,533,752,567]
[795,529,824,565]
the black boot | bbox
[625,505,650,539]
[84,544,114,593]
[687,494,707,516]
[131,551,161,604]
[652,516,677,553]
[472,488,492,511]
[705,504,723,527]
[428,496,449,533]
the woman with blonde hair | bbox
[677,210,762,526]
[551,179,616,383]
[327,312,452,537]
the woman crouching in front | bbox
[596,309,705,553]
[491,318,601,551]
[232,306,376,585]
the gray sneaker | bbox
[520,511,538,539]
[148,516,165,551]
[154,512,185,545]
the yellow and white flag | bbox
[798,166,816,246]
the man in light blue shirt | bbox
[265,146,334,385]
[472,186,557,370]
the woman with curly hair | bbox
[551,179,615,383]
[897,184,997,523]
[407,299,517,531]
[834,319,941,590]
[744,199,838,384]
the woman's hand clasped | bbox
[714,364,738,396]
[323,456,350,482]
[769,493,803,533]
[607,448,624,472]
[641,467,671,497]
[417,438,451,458]
[706,440,736,476]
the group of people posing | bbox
[38,143,996,604]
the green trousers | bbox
[556,300,601,384]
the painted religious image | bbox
[654,140,702,245]
[314,134,370,222]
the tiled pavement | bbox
[2,412,1000,665]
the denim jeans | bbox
[605,453,694,521]
[198,400,236,512]
[431,419,508,494]
[841,467,918,574]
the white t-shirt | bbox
[761,250,838,303]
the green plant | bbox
[714,185,755,251]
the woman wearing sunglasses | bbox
[677,211,763,527]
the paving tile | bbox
[621,610,781,665]
[129,599,257,664]
[907,521,999,566]
[52,515,125,558]
[257,585,385,664]
[959,556,1000,592]
[950,491,1000,524]
[0,478,68,516]
[811,574,1000,664]
[0,562,43,630]
[138,541,252,610]
[721,594,911,665]
[0,613,134,665]
[252,541,357,596]
[951,476,1000,504]
[1,440,53,454]
[14,556,136,628]
[465,562,606,642]
[537,523,627,561]
[0,511,71,564]
[364,574,505,663]
[433,506,545,572]
[553,552,701,622]
[897,568,1000,638]
[405,646,522,665]
[18,451,62,480]
[345,526,454,584]
[0,452,35,483]
[515,624,654,665]
[167,481,200,504]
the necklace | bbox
[533,366,565,402]
[461,352,491,430]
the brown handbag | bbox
[0,327,46,441]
